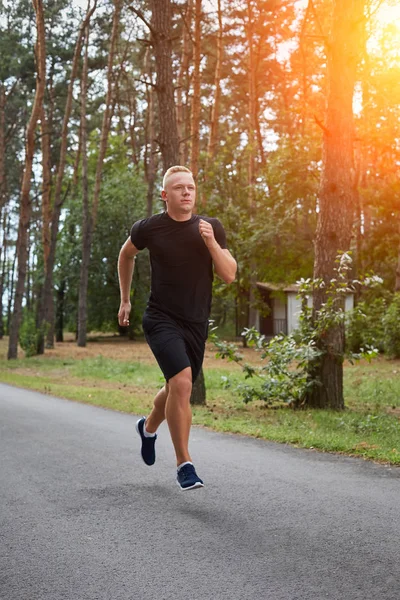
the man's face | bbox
[162,172,196,213]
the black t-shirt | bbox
[130,211,228,323]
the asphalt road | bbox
[1,383,399,600]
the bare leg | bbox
[165,367,193,466]
[145,383,169,434]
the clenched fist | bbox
[199,219,218,250]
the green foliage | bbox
[57,135,148,335]
[88,137,148,333]
[211,254,381,406]
[296,255,381,364]
[383,293,400,358]
[2,0,399,351]
[18,311,47,358]
[211,328,318,405]
[210,326,321,406]
[346,297,387,353]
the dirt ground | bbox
[40,332,263,369]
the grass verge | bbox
[0,341,399,465]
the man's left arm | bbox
[199,219,237,284]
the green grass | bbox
[0,345,399,465]
[344,361,400,411]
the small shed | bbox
[255,282,354,337]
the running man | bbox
[117,166,237,490]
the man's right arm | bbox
[117,237,140,326]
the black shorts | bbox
[142,309,208,383]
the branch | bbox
[5,122,18,145]
[299,0,329,54]
[175,4,195,45]
[6,79,19,100]
[179,135,192,145]
[134,78,157,89]
[314,114,330,137]
[128,5,156,37]
[136,37,152,46]
[309,0,328,43]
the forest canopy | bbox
[0,0,399,365]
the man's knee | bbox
[168,367,192,397]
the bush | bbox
[19,312,49,357]
[210,253,379,407]
[346,298,387,354]
[383,293,400,358]
[19,312,41,357]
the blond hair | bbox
[162,166,193,190]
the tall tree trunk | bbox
[128,93,138,166]
[394,221,400,291]
[8,0,46,360]
[144,84,157,217]
[77,0,121,347]
[55,279,65,342]
[6,245,17,336]
[202,0,223,208]
[26,238,31,312]
[78,17,91,349]
[176,0,193,166]
[246,0,257,330]
[246,1,257,208]
[41,0,97,350]
[35,104,52,355]
[305,0,365,409]
[353,140,363,288]
[206,0,223,162]
[190,0,202,179]
[40,105,52,266]
[149,0,205,404]
[354,27,371,280]
[150,0,180,170]
[0,84,6,212]
[0,209,8,339]
[255,99,265,168]
[143,48,157,218]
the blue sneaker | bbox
[135,417,157,465]
[177,463,204,491]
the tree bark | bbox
[77,0,120,347]
[176,0,193,166]
[8,0,46,360]
[190,367,206,405]
[78,20,90,348]
[144,48,157,218]
[246,1,257,208]
[6,243,18,337]
[202,0,223,208]
[40,105,52,268]
[0,84,6,212]
[206,0,223,162]
[394,221,400,291]
[144,84,157,218]
[305,0,365,409]
[41,0,97,350]
[55,280,65,342]
[34,104,53,356]
[190,0,202,179]
[128,93,138,166]
[150,0,180,170]
[246,1,257,330]
[0,209,8,339]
